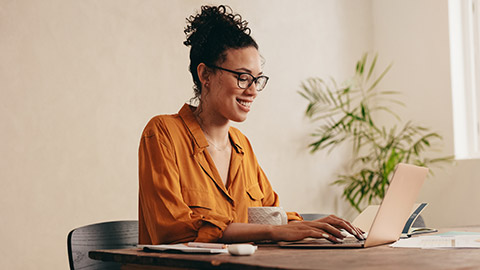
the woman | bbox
[138,5,364,244]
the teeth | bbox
[237,100,252,107]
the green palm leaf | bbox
[299,53,452,212]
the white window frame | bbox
[449,0,480,159]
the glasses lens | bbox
[237,74,252,89]
[255,76,269,91]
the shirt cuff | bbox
[195,222,226,242]
[287,211,304,221]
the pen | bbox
[187,242,227,249]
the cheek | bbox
[215,84,237,100]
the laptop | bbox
[278,163,429,248]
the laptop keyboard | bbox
[290,237,365,245]
[339,237,364,245]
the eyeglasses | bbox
[208,65,269,91]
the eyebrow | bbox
[235,67,264,76]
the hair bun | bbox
[184,5,250,47]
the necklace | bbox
[193,111,230,151]
[205,137,230,151]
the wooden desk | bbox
[89,227,480,270]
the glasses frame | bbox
[207,65,269,91]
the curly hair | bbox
[184,5,258,100]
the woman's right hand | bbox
[269,215,365,243]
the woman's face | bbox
[201,46,263,123]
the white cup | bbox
[248,207,288,225]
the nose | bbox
[244,81,258,98]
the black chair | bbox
[67,220,138,270]
[300,213,328,221]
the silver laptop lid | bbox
[364,163,428,247]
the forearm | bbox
[219,223,274,243]
[218,216,365,244]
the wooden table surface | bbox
[89,227,480,270]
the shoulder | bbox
[229,126,254,151]
[142,113,182,139]
[229,126,247,141]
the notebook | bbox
[279,163,429,248]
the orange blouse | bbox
[138,104,301,244]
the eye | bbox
[238,74,250,82]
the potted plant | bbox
[299,53,452,212]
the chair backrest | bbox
[67,220,138,270]
[300,213,328,221]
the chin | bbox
[231,116,248,123]
[229,113,248,123]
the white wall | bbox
[1,0,373,269]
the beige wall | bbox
[1,0,475,269]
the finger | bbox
[344,223,365,240]
[306,227,343,243]
[340,221,365,240]
[320,232,344,243]
[329,218,365,240]
[315,215,365,240]
[342,223,364,240]
[315,214,339,223]
[353,226,365,239]
[304,221,345,239]
[288,225,334,242]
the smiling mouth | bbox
[236,99,252,108]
